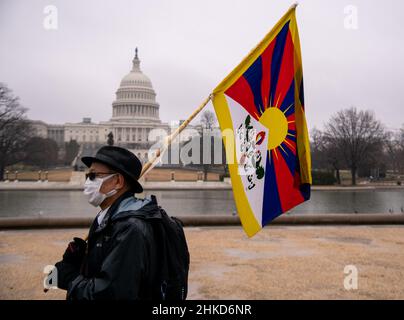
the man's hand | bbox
[54,237,87,290]
[62,237,87,266]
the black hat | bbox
[81,146,143,193]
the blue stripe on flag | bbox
[243,56,264,114]
[279,81,295,117]
[279,142,297,177]
[262,150,283,226]
[300,183,311,200]
[287,130,296,142]
[299,77,305,107]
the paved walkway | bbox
[1,226,403,299]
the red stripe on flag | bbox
[260,40,276,108]
[274,151,305,212]
[225,76,260,120]
[274,30,295,108]
[284,138,297,155]
[287,114,297,131]
[287,113,295,122]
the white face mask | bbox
[83,173,118,207]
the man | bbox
[54,146,162,300]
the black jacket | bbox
[66,191,162,300]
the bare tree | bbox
[385,125,404,174]
[311,128,343,184]
[0,83,33,180]
[24,137,59,168]
[199,110,217,181]
[400,126,404,174]
[311,128,327,169]
[64,139,80,165]
[200,110,217,130]
[323,107,386,185]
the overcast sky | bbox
[1,0,403,132]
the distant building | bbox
[30,120,48,139]
[47,124,65,146]
[29,49,202,163]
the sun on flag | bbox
[212,4,312,237]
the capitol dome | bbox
[111,48,160,123]
[119,57,152,88]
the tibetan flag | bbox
[212,5,312,237]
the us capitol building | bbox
[31,49,200,163]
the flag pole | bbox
[139,94,213,178]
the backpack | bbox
[150,195,190,301]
